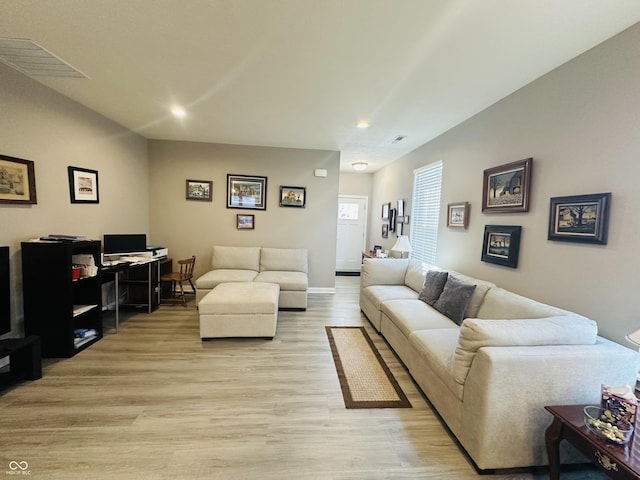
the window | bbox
[410,161,443,265]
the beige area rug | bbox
[326,326,411,409]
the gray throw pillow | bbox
[433,275,477,325]
[418,270,449,306]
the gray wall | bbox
[369,23,640,346]
[148,140,340,289]
[0,64,149,336]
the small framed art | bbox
[482,158,532,213]
[186,179,212,201]
[237,214,255,230]
[382,202,390,219]
[280,186,306,207]
[227,174,267,210]
[548,192,611,244]
[68,166,99,203]
[382,224,389,238]
[0,154,37,204]
[447,202,469,228]
[481,225,521,268]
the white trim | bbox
[308,287,336,294]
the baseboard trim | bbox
[336,271,361,276]
[308,287,336,294]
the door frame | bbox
[336,195,369,271]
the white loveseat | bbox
[195,246,308,310]
[360,258,639,471]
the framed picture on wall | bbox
[482,158,532,213]
[186,179,212,201]
[227,174,267,210]
[279,186,306,207]
[382,224,389,238]
[382,202,390,219]
[481,225,521,268]
[447,202,469,228]
[0,154,37,204]
[548,192,611,244]
[237,214,255,229]
[68,166,99,203]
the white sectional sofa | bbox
[195,246,308,310]
[360,258,639,471]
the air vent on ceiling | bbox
[392,135,406,144]
[0,38,87,78]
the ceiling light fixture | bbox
[352,162,368,171]
[356,120,369,129]
[171,107,186,118]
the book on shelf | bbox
[72,305,97,317]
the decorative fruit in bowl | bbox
[583,405,634,444]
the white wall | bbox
[0,64,149,336]
[370,23,640,346]
[148,140,340,288]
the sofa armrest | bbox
[461,340,639,469]
[360,258,409,288]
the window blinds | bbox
[410,161,443,265]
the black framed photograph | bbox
[447,202,469,228]
[68,166,99,203]
[389,208,396,232]
[279,186,306,207]
[481,225,522,268]
[0,154,37,204]
[237,214,255,230]
[186,179,212,201]
[227,174,267,210]
[382,224,389,238]
[482,158,532,213]
[397,199,405,217]
[548,192,611,244]
[382,202,390,219]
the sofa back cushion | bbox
[475,287,569,319]
[361,258,409,288]
[452,315,598,385]
[260,247,308,273]
[404,260,427,292]
[211,246,261,271]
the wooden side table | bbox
[545,404,640,479]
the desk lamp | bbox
[391,235,412,259]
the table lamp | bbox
[391,235,412,259]
[625,328,640,384]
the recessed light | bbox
[171,107,186,118]
[352,162,368,171]
[356,120,369,129]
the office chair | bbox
[160,256,196,306]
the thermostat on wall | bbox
[314,169,327,177]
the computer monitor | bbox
[103,234,147,255]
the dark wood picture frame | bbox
[482,158,532,213]
[236,214,255,230]
[227,174,267,210]
[389,208,396,232]
[0,154,37,204]
[481,225,522,268]
[382,224,389,238]
[548,192,611,244]
[68,166,99,204]
[447,202,469,228]
[186,179,212,201]
[279,186,306,208]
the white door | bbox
[336,196,368,272]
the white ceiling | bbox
[1,1,639,171]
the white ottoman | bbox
[198,282,280,339]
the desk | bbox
[545,404,640,480]
[103,257,170,333]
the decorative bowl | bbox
[583,405,634,444]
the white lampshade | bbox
[391,235,412,256]
[626,328,640,347]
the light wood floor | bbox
[1,276,605,479]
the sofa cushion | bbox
[361,258,409,288]
[404,260,426,292]
[433,275,476,325]
[361,285,418,310]
[254,271,308,291]
[211,246,261,271]
[475,287,569,319]
[195,269,258,289]
[418,270,448,306]
[452,315,598,385]
[449,272,495,318]
[260,247,308,273]
[381,299,458,337]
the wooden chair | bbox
[160,256,196,306]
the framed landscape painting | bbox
[447,202,469,228]
[227,174,267,210]
[0,154,37,204]
[279,186,306,207]
[237,214,255,230]
[186,179,212,201]
[548,192,611,244]
[481,225,521,268]
[482,158,532,213]
[68,166,99,203]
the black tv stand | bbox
[0,336,42,391]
